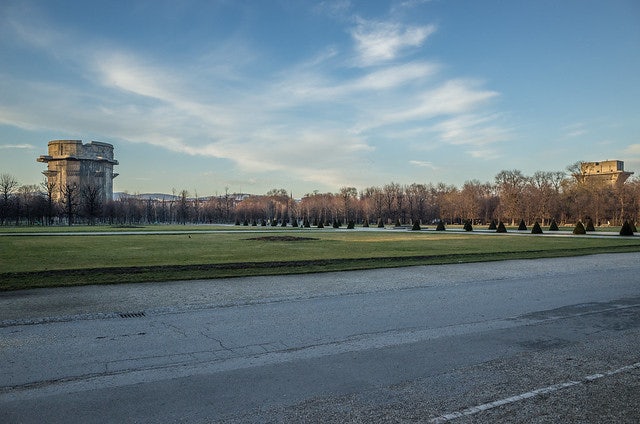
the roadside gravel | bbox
[220,328,640,423]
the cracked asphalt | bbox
[1,253,639,423]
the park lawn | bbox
[1,230,640,290]
[0,224,244,233]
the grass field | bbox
[1,227,639,290]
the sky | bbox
[1,0,639,196]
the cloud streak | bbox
[351,18,436,66]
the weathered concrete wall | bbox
[577,160,633,186]
[38,140,119,203]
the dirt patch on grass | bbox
[247,236,318,242]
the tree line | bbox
[1,167,639,227]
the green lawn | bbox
[1,228,639,290]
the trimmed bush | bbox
[281,220,287,227]
[436,221,446,231]
[261,219,267,226]
[585,219,595,232]
[333,220,341,228]
[235,219,240,226]
[292,219,298,227]
[488,220,497,230]
[573,221,586,235]
[347,220,355,229]
[463,220,473,231]
[303,218,311,228]
[549,220,559,231]
[271,219,278,227]
[412,220,421,231]
[317,221,324,228]
[496,221,507,233]
[395,219,402,228]
[517,219,527,231]
[620,220,635,236]
[531,221,543,234]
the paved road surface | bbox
[1,253,639,423]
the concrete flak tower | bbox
[37,140,119,203]
[574,160,633,187]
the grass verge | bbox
[1,230,639,290]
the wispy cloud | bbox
[409,160,437,169]
[623,144,640,156]
[356,79,500,133]
[0,143,36,149]
[432,113,511,147]
[314,0,352,19]
[351,17,436,66]
[561,122,588,138]
[467,149,501,160]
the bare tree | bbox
[177,189,190,225]
[339,186,358,224]
[41,178,57,225]
[80,183,103,225]
[494,170,527,225]
[61,183,79,226]
[0,173,18,225]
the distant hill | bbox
[113,192,179,201]
[113,192,251,202]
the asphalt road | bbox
[1,253,639,423]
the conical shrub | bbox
[436,221,446,231]
[586,219,595,232]
[620,220,634,236]
[488,220,497,230]
[518,219,527,231]
[496,221,507,233]
[317,220,324,228]
[347,220,355,229]
[463,220,473,231]
[531,221,543,234]
[573,221,586,235]
[412,220,421,231]
[549,220,559,231]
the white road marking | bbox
[430,362,640,423]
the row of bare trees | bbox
[2,168,640,226]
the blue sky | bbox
[1,0,639,196]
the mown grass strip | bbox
[2,243,639,291]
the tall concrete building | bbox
[574,160,633,187]
[37,140,119,203]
